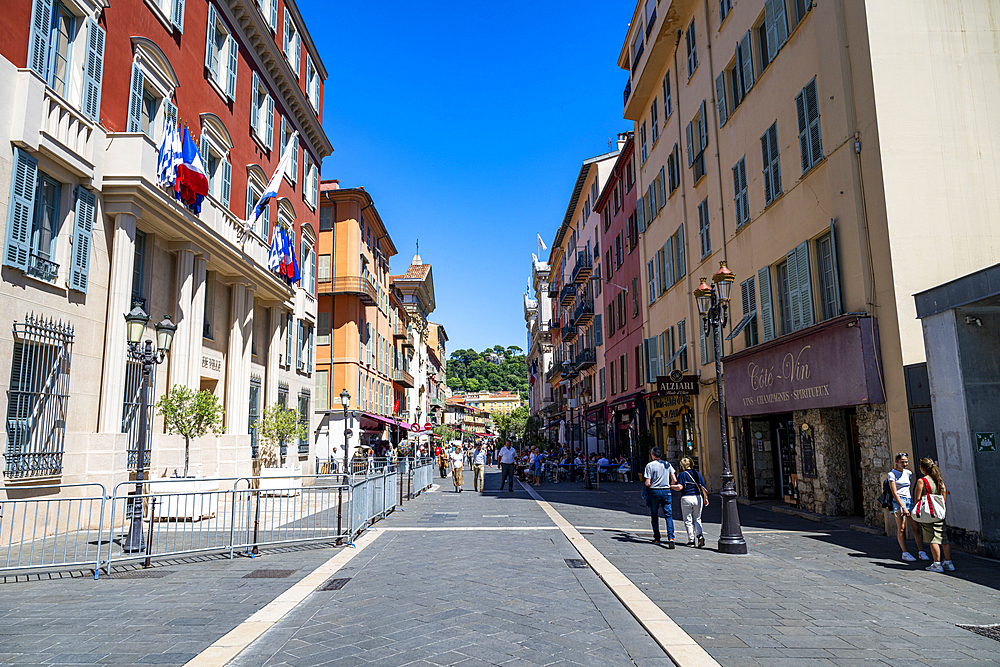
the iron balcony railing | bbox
[623,78,632,106]
[393,321,408,339]
[575,348,597,370]
[392,368,414,387]
[27,253,59,282]
[559,282,576,307]
[545,361,563,383]
[572,298,594,327]
[562,322,578,343]
[321,276,377,305]
[547,281,560,298]
[571,251,592,284]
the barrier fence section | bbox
[0,482,106,577]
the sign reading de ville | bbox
[655,373,699,395]
[722,315,885,417]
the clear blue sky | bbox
[303,0,634,355]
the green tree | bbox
[257,403,308,469]
[492,405,529,446]
[433,424,458,443]
[156,385,225,478]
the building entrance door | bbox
[846,409,864,516]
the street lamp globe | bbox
[339,389,350,408]
[154,315,177,354]
[712,261,736,305]
[694,279,712,317]
[124,305,150,346]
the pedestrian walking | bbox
[449,444,466,493]
[912,458,954,572]
[887,452,929,562]
[439,450,448,479]
[531,447,544,486]
[473,443,487,492]
[498,441,516,491]
[644,447,679,548]
[677,457,709,547]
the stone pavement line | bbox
[183,529,381,667]
[379,526,560,531]
[522,482,721,667]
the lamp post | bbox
[581,387,593,489]
[122,306,176,553]
[336,389,351,541]
[694,262,747,554]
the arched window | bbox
[199,113,234,210]
[127,37,180,141]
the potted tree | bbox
[153,385,225,519]
[257,403,308,496]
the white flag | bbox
[537,233,547,251]
[240,131,298,241]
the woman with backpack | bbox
[912,458,954,573]
[887,452,929,563]
[677,457,709,547]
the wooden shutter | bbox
[698,101,708,153]
[658,166,666,207]
[4,149,37,271]
[261,198,270,239]
[637,192,646,232]
[285,312,293,364]
[740,31,754,93]
[265,94,274,150]
[82,19,105,123]
[226,35,238,100]
[758,266,774,341]
[250,72,260,136]
[663,237,674,288]
[676,224,686,277]
[27,0,52,77]
[221,159,232,209]
[164,99,177,127]
[699,323,707,365]
[764,0,779,63]
[760,131,772,204]
[291,133,299,182]
[294,26,301,73]
[282,10,289,56]
[650,335,659,380]
[829,219,842,316]
[307,325,313,373]
[806,80,822,166]
[786,246,801,330]
[686,121,694,167]
[663,71,671,116]
[715,72,727,126]
[796,90,809,172]
[647,260,656,305]
[774,0,789,46]
[199,134,210,168]
[205,3,217,71]
[69,187,96,292]
[171,0,185,32]
[740,278,751,316]
[269,0,277,31]
[296,320,304,369]
[768,123,781,195]
[127,64,145,133]
[595,314,602,346]
[795,241,814,328]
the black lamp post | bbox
[336,389,351,541]
[122,306,176,553]
[694,262,747,555]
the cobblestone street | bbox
[0,469,998,666]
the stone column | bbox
[225,282,247,435]
[98,212,137,433]
[169,248,195,390]
[187,255,207,389]
[242,286,255,398]
[265,305,281,407]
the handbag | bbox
[877,479,894,509]
[641,484,649,508]
[912,477,946,523]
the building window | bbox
[731,276,759,348]
[245,174,268,239]
[6,315,74,478]
[250,71,274,149]
[763,0,790,65]
[733,157,749,227]
[315,371,328,411]
[199,127,232,210]
[667,143,680,194]
[677,320,688,371]
[719,0,732,22]
[698,198,710,258]
[280,117,299,183]
[776,260,792,336]
[817,231,841,320]
[598,367,605,399]
[761,121,782,205]
[132,230,146,307]
[47,2,75,98]
[318,254,331,284]
[317,311,330,345]
[301,234,315,296]
[298,391,310,454]
[632,277,640,317]
[686,102,708,182]
[249,375,261,458]
[303,152,318,209]
[306,54,320,110]
[609,359,616,395]
[205,4,238,101]
[283,9,301,75]
[796,79,823,173]
[685,19,698,78]
[631,27,644,71]
[640,121,648,163]
[663,71,672,119]
[650,99,659,144]
[203,276,214,339]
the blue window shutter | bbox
[761,131,772,204]
[261,199,270,239]
[27,0,52,77]
[829,219,842,316]
[769,123,781,195]
[658,166,666,206]
[637,194,646,232]
[663,238,673,288]
[700,322,708,365]
[127,64,145,133]
[291,133,299,182]
[296,320,304,369]
[740,31,754,93]
[4,149,37,271]
[796,90,809,172]
[650,335,659,380]
[647,260,655,305]
[294,28,301,74]
[69,187,96,293]
[764,0,779,63]
[595,314,602,346]
[796,241,814,328]
[686,121,694,166]
[758,266,774,341]
[269,0,277,31]
[715,72,727,126]
[307,326,313,373]
[171,0,185,32]
[164,99,177,128]
[226,35,238,100]
[677,223,686,277]
[81,19,105,123]
[774,0,789,46]
[204,3,216,71]
[286,312,293,363]
[250,72,260,136]
[699,100,708,151]
[282,10,289,55]
[265,94,274,150]
[806,80,822,167]
[199,134,209,165]
[221,159,231,209]
[786,246,801,331]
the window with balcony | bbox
[127,41,179,143]
[251,71,274,149]
[283,9,301,76]
[631,28,644,72]
[47,2,74,97]
[205,4,237,101]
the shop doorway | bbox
[845,409,864,516]
[740,413,795,501]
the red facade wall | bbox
[599,136,641,403]
[0,3,33,70]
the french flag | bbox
[175,126,209,213]
[267,226,300,285]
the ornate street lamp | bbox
[336,389,351,542]
[122,307,176,552]
[694,261,747,554]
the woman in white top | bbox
[888,452,928,562]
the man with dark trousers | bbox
[498,441,517,492]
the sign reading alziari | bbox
[655,374,699,395]
[723,316,885,417]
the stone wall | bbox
[793,408,853,517]
[855,403,890,527]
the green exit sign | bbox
[976,432,997,453]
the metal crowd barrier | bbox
[0,483,107,578]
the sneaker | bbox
[917,551,930,561]
[901,552,917,562]
[652,538,661,545]
[666,540,675,549]
[926,562,944,573]
[943,560,956,571]
[698,535,705,548]
[685,541,696,547]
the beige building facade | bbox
[621,0,1000,525]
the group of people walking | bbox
[644,447,709,548]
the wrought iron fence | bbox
[5,315,74,478]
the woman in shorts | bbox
[888,452,928,563]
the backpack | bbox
[877,478,893,509]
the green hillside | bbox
[446,346,528,397]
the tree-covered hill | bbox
[446,346,528,397]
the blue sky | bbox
[303,0,634,355]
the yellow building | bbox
[620,0,1000,526]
